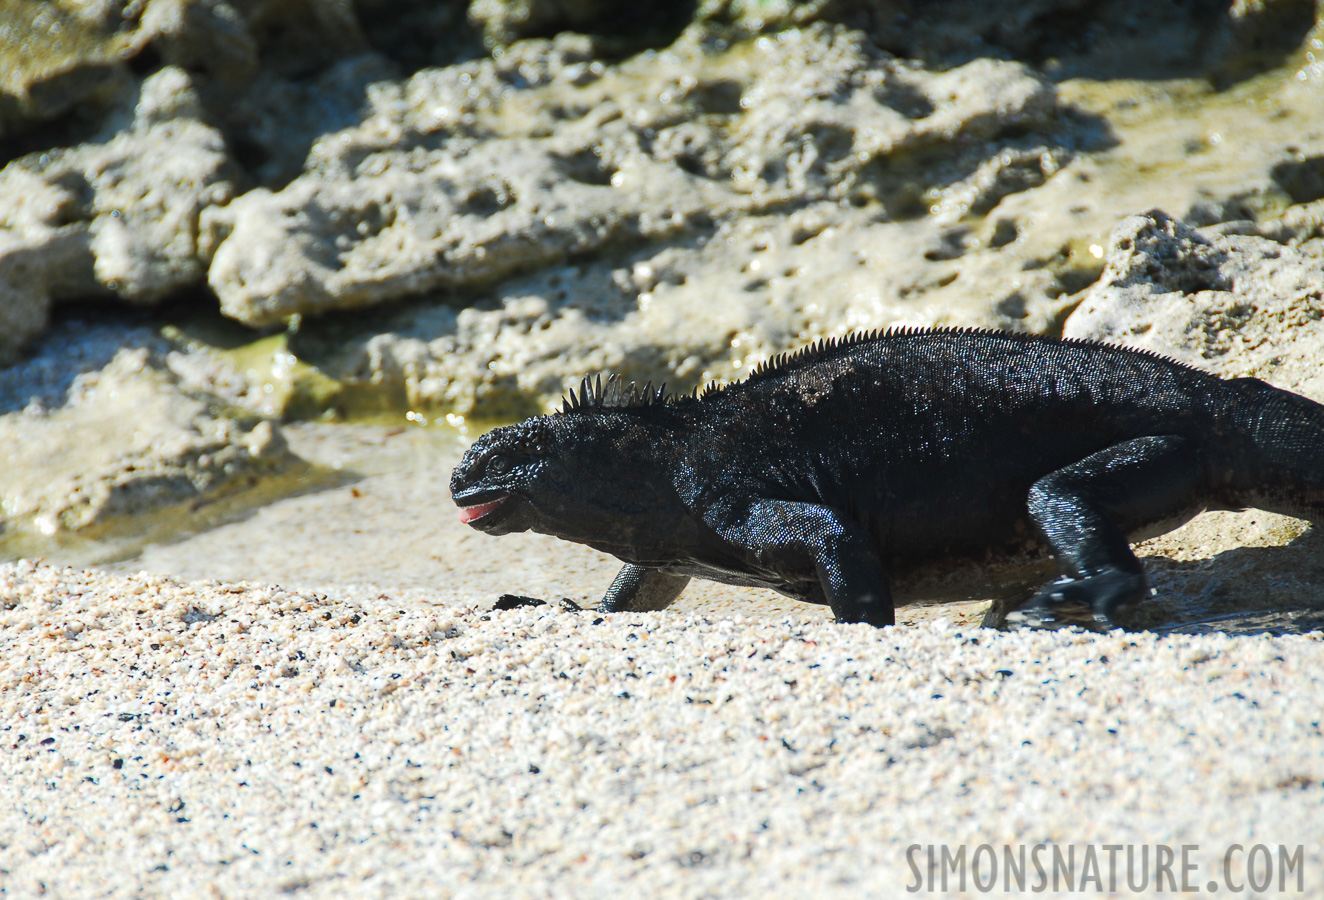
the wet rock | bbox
[0,67,236,363]
[1063,208,1324,399]
[0,346,303,544]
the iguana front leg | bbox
[600,564,691,612]
[720,499,894,626]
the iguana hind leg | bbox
[1011,435,1204,631]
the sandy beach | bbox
[3,560,1322,897]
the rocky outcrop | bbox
[1063,209,1324,400]
[0,68,236,361]
[473,0,1322,82]
[193,6,1324,419]
[2,1,1320,385]
[0,345,303,549]
[196,26,1094,416]
[0,3,132,140]
[204,28,1058,327]
[0,0,372,137]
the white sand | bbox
[2,559,1322,897]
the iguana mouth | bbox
[457,496,508,525]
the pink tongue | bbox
[458,499,503,524]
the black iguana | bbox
[450,329,1324,629]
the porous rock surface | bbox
[207,25,1082,415]
[204,27,1057,327]
[1064,207,1324,399]
[0,0,372,139]
[203,20,1324,418]
[3,0,1323,415]
[0,2,132,138]
[477,0,1321,80]
[0,67,235,361]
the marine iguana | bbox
[449,328,1324,629]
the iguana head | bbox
[450,376,680,547]
[450,415,568,536]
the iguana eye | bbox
[485,453,511,476]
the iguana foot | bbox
[1006,596,1116,631]
[490,594,547,611]
[1006,569,1146,632]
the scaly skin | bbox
[450,328,1324,630]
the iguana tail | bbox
[1223,377,1324,521]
